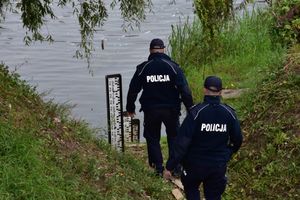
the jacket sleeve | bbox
[175,66,193,109]
[228,116,243,154]
[166,114,196,171]
[126,68,142,113]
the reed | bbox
[169,11,285,101]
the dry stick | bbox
[170,177,185,200]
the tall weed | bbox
[169,11,285,101]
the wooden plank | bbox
[172,188,184,200]
[171,178,184,190]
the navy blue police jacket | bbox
[166,95,243,170]
[126,53,193,113]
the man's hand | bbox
[163,170,172,180]
[124,112,135,118]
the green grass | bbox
[1,7,299,200]
[0,123,65,199]
[168,9,300,200]
[225,49,300,199]
[0,65,174,199]
[169,11,285,101]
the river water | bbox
[0,0,195,131]
[0,0,264,134]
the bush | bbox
[271,0,300,45]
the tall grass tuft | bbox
[169,11,285,101]
[225,48,300,199]
[0,123,69,199]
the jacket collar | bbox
[148,52,171,61]
[203,95,221,104]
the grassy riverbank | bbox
[0,7,299,200]
[169,12,285,101]
[169,10,300,200]
[226,45,300,200]
[0,65,173,199]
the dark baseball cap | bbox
[150,38,165,49]
[204,76,223,92]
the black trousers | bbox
[181,165,227,200]
[143,107,180,173]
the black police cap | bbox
[150,38,165,49]
[204,76,223,92]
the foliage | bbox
[0,122,69,199]
[270,0,300,45]
[0,0,152,66]
[193,0,233,62]
[169,8,299,199]
[225,46,300,199]
[169,11,285,101]
[111,0,151,29]
[194,0,233,36]
[0,64,173,199]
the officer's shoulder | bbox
[189,103,209,119]
[136,61,150,74]
[168,59,180,69]
[168,58,179,66]
[222,103,236,111]
[136,61,148,69]
[160,56,178,66]
[220,103,238,119]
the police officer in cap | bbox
[164,76,243,200]
[126,38,193,176]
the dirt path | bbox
[222,88,249,99]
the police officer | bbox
[164,76,243,200]
[126,38,193,176]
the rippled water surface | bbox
[0,0,265,132]
[0,0,195,130]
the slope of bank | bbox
[0,64,172,199]
[226,46,300,199]
[169,9,300,199]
